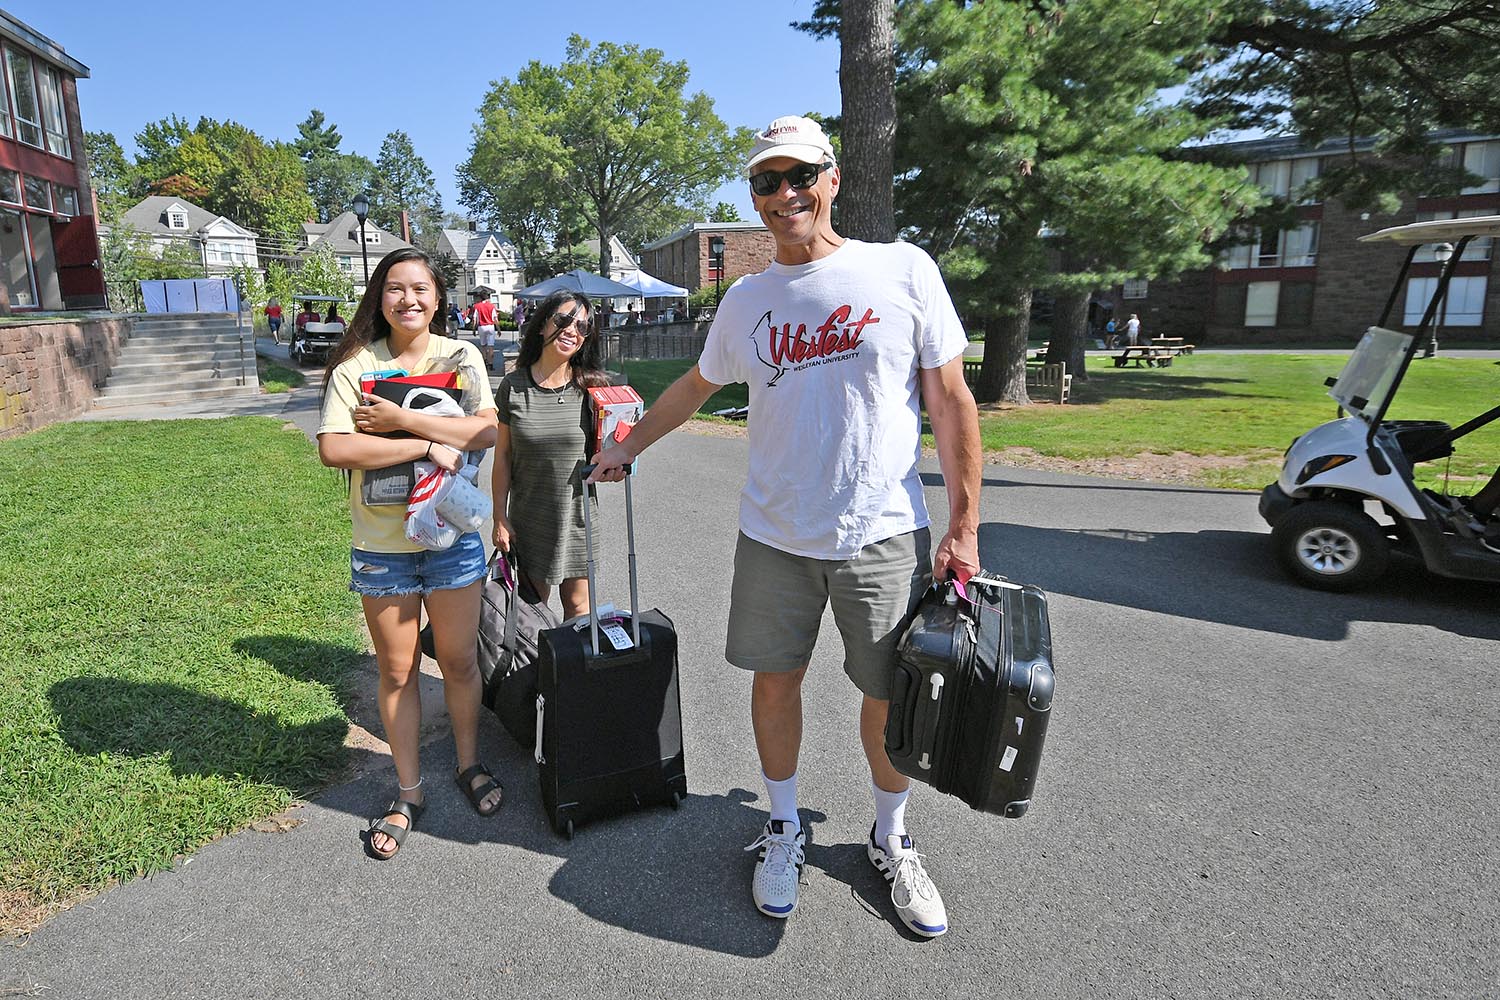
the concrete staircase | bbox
[92,313,261,410]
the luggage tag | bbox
[599,618,635,652]
[587,603,636,651]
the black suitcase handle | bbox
[579,465,641,654]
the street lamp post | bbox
[708,234,725,306]
[352,193,371,290]
[1426,241,1455,358]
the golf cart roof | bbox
[1357,215,1500,246]
[293,293,344,302]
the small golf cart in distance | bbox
[287,293,347,366]
[1258,215,1500,591]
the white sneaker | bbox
[867,825,948,937]
[745,819,805,918]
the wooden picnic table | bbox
[1113,345,1176,368]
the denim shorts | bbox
[349,532,488,597]
[725,527,931,700]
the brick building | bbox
[638,221,773,298]
[0,11,101,311]
[1106,132,1500,344]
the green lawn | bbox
[257,358,306,394]
[623,352,1500,492]
[0,419,365,934]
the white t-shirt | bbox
[697,239,968,559]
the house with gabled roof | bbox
[301,210,411,297]
[112,195,259,275]
[436,224,525,309]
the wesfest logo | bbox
[750,305,880,387]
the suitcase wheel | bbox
[670,791,683,810]
[563,819,574,840]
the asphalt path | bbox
[10,411,1499,999]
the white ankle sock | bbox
[873,782,910,844]
[763,771,799,831]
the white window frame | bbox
[1283,222,1320,267]
[364,231,380,245]
[1461,140,1500,195]
[1406,275,1487,326]
[37,63,69,158]
[3,46,42,149]
[169,211,187,230]
[1122,277,1148,299]
[1245,281,1280,326]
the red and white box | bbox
[587,385,644,451]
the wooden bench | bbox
[1027,361,1072,403]
[1113,345,1176,368]
[963,358,1072,402]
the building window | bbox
[169,211,187,229]
[37,64,69,158]
[1279,281,1316,327]
[53,184,79,216]
[1214,282,1247,324]
[338,255,352,272]
[1251,158,1320,203]
[1122,278,1148,299]
[1415,209,1492,261]
[365,231,380,245]
[0,207,36,306]
[0,171,19,205]
[1461,140,1500,195]
[1245,281,1280,326]
[4,47,42,148]
[22,175,50,212]
[1255,227,1282,268]
[1406,276,1487,326]
[1283,223,1319,267]
[1220,239,1252,270]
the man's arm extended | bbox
[920,355,982,583]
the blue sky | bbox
[24,0,842,223]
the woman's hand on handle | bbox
[492,512,515,553]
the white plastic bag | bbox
[405,463,485,550]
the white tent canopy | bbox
[618,271,689,298]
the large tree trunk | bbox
[975,286,1032,405]
[839,0,896,242]
[1045,288,1090,384]
[597,222,612,277]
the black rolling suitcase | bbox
[532,468,687,838]
[884,574,1055,818]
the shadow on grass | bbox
[48,677,364,794]
[232,635,366,701]
[1056,368,1257,406]
[978,520,1500,643]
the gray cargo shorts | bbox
[725,527,932,700]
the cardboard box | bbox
[588,385,643,452]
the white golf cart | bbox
[287,293,347,366]
[1258,215,1500,591]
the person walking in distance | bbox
[467,292,499,370]
[588,115,981,937]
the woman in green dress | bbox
[492,290,611,618]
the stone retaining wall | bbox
[0,316,130,438]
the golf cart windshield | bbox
[1329,326,1414,423]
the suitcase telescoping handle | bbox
[578,463,641,654]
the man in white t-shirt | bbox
[1125,313,1142,346]
[588,115,980,938]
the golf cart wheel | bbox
[1271,501,1390,591]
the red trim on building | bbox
[1211,266,1319,285]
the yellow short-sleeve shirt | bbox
[318,334,497,552]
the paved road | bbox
[21,382,1500,999]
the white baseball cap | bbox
[745,115,836,176]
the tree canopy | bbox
[293,109,376,224]
[127,115,314,238]
[371,130,442,249]
[460,35,750,276]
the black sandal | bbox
[365,798,424,860]
[456,763,503,816]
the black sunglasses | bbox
[749,161,833,197]
[550,308,592,335]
